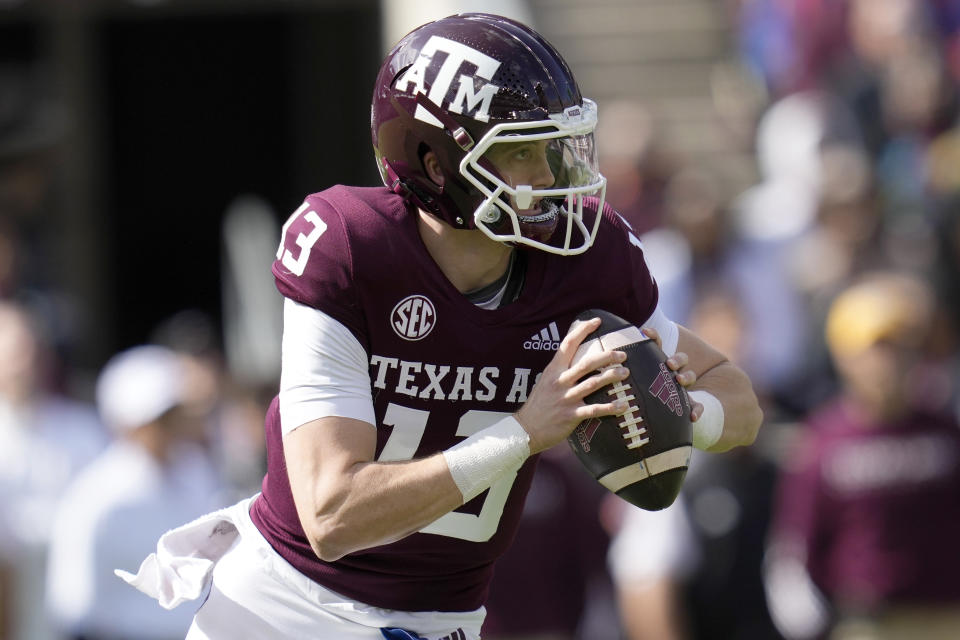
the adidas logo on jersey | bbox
[524,322,561,351]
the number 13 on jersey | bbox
[381,404,520,543]
[277,202,327,276]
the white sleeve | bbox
[279,299,375,435]
[607,499,700,586]
[763,540,831,640]
[642,303,679,357]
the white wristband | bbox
[689,390,724,450]
[442,416,531,502]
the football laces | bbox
[607,380,648,449]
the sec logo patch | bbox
[391,295,436,341]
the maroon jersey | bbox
[250,185,658,612]
[771,399,960,609]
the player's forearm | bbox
[289,414,533,562]
[305,454,464,561]
[690,359,763,452]
[284,416,467,562]
[673,325,763,452]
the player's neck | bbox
[417,209,514,294]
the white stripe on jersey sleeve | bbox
[279,299,375,435]
[642,304,679,357]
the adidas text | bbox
[524,322,561,351]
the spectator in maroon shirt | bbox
[763,270,960,640]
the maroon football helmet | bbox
[371,13,606,255]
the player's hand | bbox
[642,326,704,422]
[516,317,630,454]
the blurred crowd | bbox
[487,1,960,639]
[0,299,270,639]
[1,1,959,639]
[0,12,277,637]
[0,62,271,640]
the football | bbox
[567,309,693,510]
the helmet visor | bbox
[480,132,600,196]
[549,133,600,189]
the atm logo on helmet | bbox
[395,35,501,126]
[391,295,437,341]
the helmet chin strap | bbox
[414,93,475,151]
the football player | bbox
[118,13,762,639]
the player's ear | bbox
[423,151,445,187]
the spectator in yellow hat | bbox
[764,271,960,640]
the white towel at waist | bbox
[114,496,254,610]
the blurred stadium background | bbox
[1,0,959,639]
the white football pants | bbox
[122,495,485,640]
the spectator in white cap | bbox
[44,345,227,640]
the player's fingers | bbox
[575,397,627,420]
[570,364,628,401]
[690,400,704,422]
[642,326,662,349]
[666,351,688,371]
[665,352,697,386]
[562,347,626,385]
[676,370,697,386]
[666,361,697,386]
[556,317,601,364]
